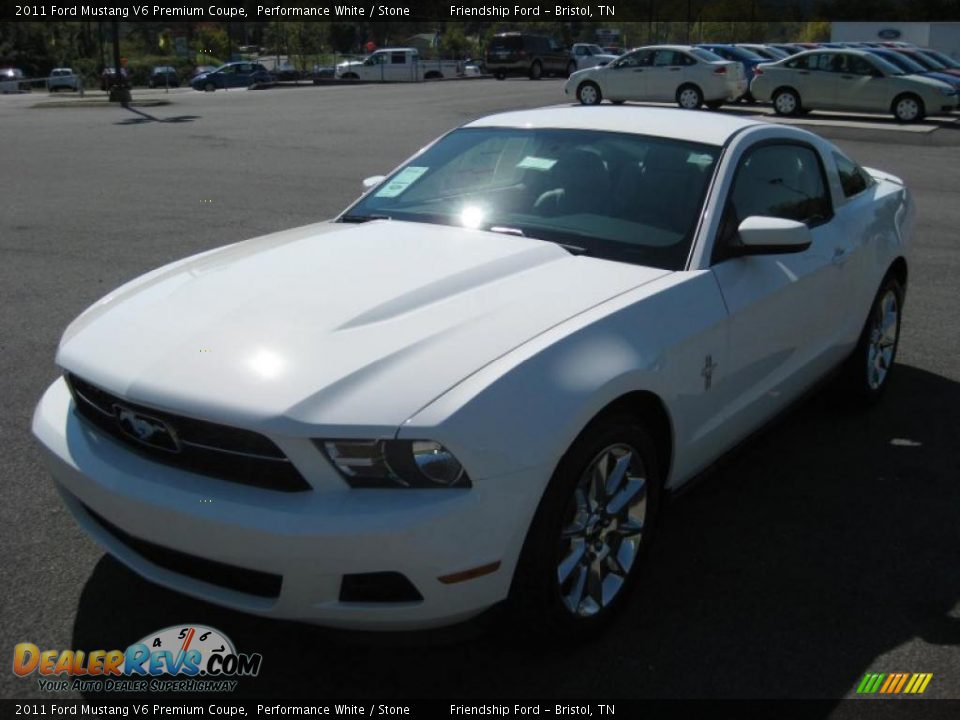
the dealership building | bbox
[832,22,960,58]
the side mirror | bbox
[733,216,812,255]
[362,175,385,191]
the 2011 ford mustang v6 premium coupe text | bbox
[33,108,913,633]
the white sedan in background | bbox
[34,107,912,633]
[751,48,959,122]
[565,45,748,108]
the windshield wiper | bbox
[488,225,587,255]
[340,213,391,223]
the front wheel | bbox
[577,81,602,106]
[203,81,216,92]
[509,416,661,636]
[840,274,904,403]
[893,93,925,123]
[529,61,543,80]
[676,84,703,110]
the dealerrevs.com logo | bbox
[13,625,262,693]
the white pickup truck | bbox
[335,48,462,81]
[570,43,620,71]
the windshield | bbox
[907,52,943,70]
[868,54,906,75]
[728,47,765,61]
[920,50,960,69]
[586,45,605,55]
[342,127,720,271]
[875,51,926,74]
[690,48,724,62]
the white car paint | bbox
[564,45,748,106]
[33,107,913,630]
[750,48,959,120]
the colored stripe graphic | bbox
[857,672,933,695]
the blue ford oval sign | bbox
[878,28,902,40]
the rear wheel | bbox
[529,61,543,80]
[577,81,602,106]
[510,415,661,636]
[203,81,216,92]
[494,70,506,80]
[772,87,801,116]
[676,84,703,110]
[892,93,925,123]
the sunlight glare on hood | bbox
[248,348,286,380]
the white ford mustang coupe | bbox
[33,107,912,633]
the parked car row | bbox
[566,42,960,122]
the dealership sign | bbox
[878,29,902,40]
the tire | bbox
[567,61,578,77]
[529,61,543,80]
[509,415,662,637]
[773,87,802,116]
[424,71,442,80]
[840,274,904,403]
[576,81,602,106]
[203,81,216,92]
[676,84,703,110]
[611,99,625,105]
[494,71,506,80]
[706,99,725,110]
[341,72,359,80]
[892,93,925,123]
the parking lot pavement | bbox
[2,79,959,702]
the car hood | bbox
[58,220,669,435]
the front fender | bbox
[399,271,728,489]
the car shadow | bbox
[115,107,201,125]
[71,364,960,701]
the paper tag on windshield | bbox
[375,166,429,197]
[517,156,557,171]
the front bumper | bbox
[32,377,549,630]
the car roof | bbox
[465,106,766,147]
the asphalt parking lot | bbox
[2,78,959,705]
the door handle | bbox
[634,68,644,72]
[841,75,853,79]
[798,70,810,75]
[831,247,848,266]
[669,67,681,71]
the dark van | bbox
[485,33,573,80]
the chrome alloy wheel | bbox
[895,96,920,122]
[775,91,797,115]
[867,289,899,390]
[678,87,701,109]
[578,83,599,105]
[556,444,647,617]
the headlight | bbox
[319,439,470,489]
[938,86,957,96]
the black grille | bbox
[82,501,282,599]
[65,373,310,492]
